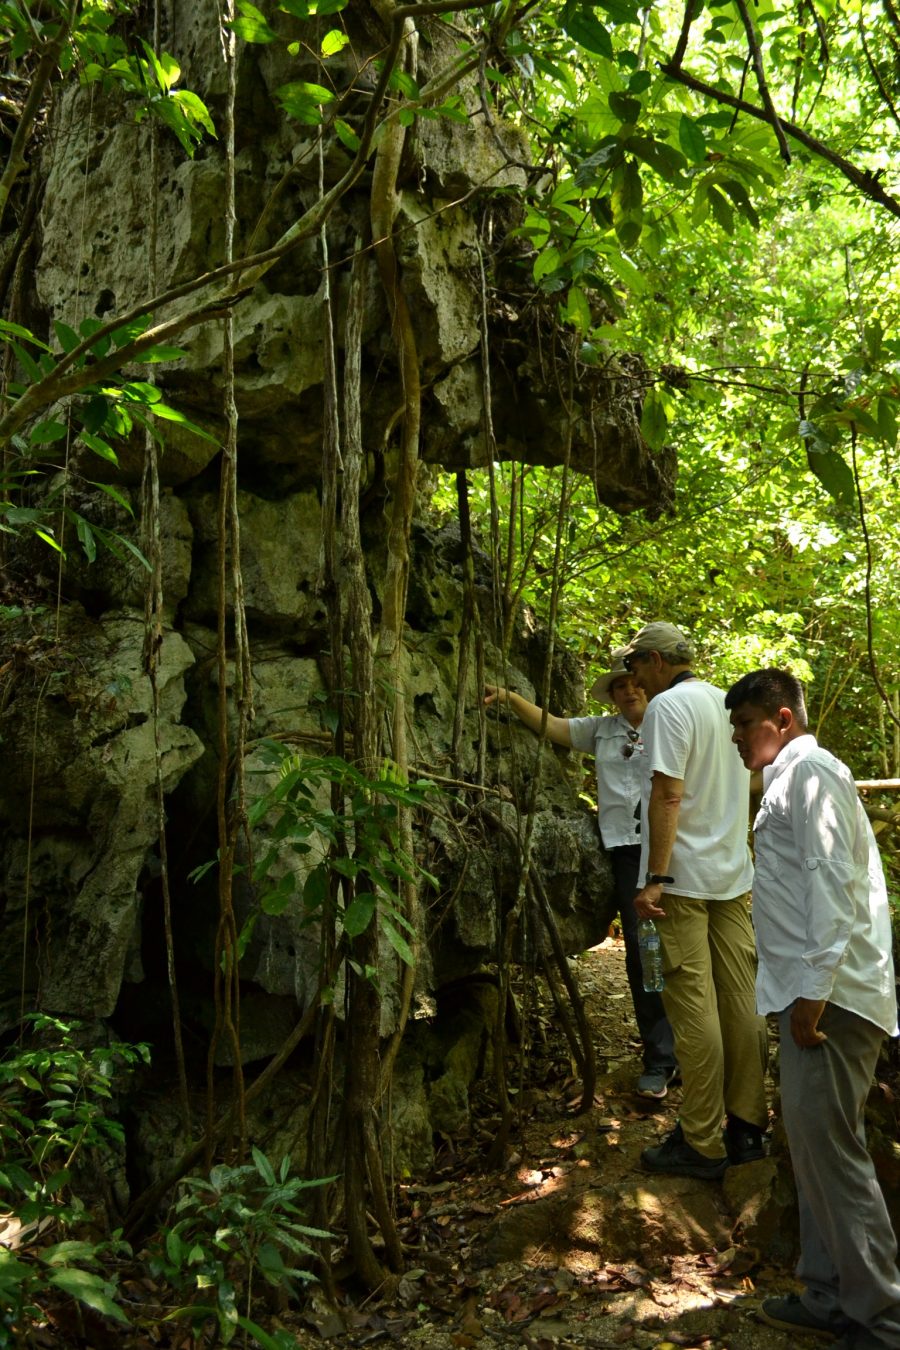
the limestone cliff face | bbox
[1,3,672,1056]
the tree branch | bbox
[851,425,900,732]
[658,60,900,219]
[669,0,701,72]
[0,1,505,452]
[859,6,900,131]
[0,30,68,230]
[733,0,791,162]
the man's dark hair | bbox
[724,668,808,726]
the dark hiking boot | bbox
[758,1293,846,1340]
[724,1114,766,1164]
[641,1122,729,1179]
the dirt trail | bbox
[288,939,813,1350]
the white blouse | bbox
[568,712,644,849]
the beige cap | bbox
[589,647,632,702]
[620,621,695,663]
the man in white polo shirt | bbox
[624,621,768,1179]
[726,667,900,1350]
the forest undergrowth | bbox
[7,937,900,1350]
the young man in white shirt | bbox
[726,667,900,1350]
[484,651,677,1097]
[624,621,768,1179]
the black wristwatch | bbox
[645,871,674,885]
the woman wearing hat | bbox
[484,652,677,1098]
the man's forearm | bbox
[633,773,684,919]
[646,773,683,875]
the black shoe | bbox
[758,1293,846,1340]
[642,1122,729,1179]
[725,1115,766,1164]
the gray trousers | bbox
[778,1003,900,1346]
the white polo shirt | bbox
[639,679,753,900]
[752,734,898,1035]
[568,713,644,849]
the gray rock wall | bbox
[0,4,669,1160]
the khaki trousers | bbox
[657,893,768,1157]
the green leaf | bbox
[252,1147,276,1186]
[574,137,621,187]
[12,342,43,383]
[80,432,119,464]
[640,389,668,449]
[303,865,328,911]
[596,0,642,21]
[608,90,641,126]
[626,134,686,181]
[718,178,760,229]
[342,892,376,938]
[171,90,216,138]
[149,402,219,443]
[678,113,707,163]
[334,118,360,152]
[806,447,856,510]
[75,515,97,564]
[707,183,734,234]
[53,321,81,354]
[864,319,883,364]
[140,41,181,92]
[110,314,152,348]
[564,11,613,57]
[100,531,152,572]
[82,396,108,433]
[389,67,419,98]
[260,873,297,916]
[566,285,592,332]
[875,396,898,446]
[285,0,346,13]
[233,1,277,42]
[135,344,189,364]
[321,28,349,56]
[47,1269,129,1323]
[602,249,646,294]
[0,319,50,349]
[29,419,69,445]
[533,246,561,282]
[611,159,643,248]
[235,1316,298,1350]
[166,1227,184,1266]
[276,81,334,125]
[381,918,415,966]
[78,318,112,358]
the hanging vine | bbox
[140,0,190,1137]
[206,0,250,1161]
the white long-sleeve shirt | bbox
[752,734,897,1036]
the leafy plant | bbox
[0,1015,149,1342]
[0,1014,150,1223]
[148,1147,331,1346]
[243,743,437,978]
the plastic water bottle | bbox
[638,919,664,992]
